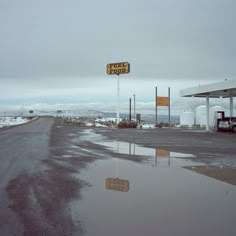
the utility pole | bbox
[129,98,132,121]
[155,86,157,126]
[117,74,120,124]
[133,94,136,122]
[168,87,170,125]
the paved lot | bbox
[0,118,236,236]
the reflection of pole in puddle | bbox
[117,141,119,153]
[154,156,158,167]
[129,143,136,156]
[116,158,119,177]
[116,141,119,177]
[106,141,130,192]
[155,149,171,167]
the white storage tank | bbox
[196,105,207,127]
[180,111,195,127]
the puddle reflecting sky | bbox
[73,158,236,236]
[79,129,198,168]
[96,140,196,158]
[79,129,236,168]
[72,129,236,235]
[94,140,199,168]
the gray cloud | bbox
[1,0,236,80]
[0,0,236,110]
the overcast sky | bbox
[0,0,236,113]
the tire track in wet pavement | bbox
[1,118,106,236]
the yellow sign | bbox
[156,96,169,106]
[106,178,129,192]
[107,62,130,75]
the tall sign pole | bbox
[117,75,120,124]
[107,62,130,125]
[129,98,132,121]
[155,86,157,126]
[156,87,170,126]
[133,94,136,122]
[168,87,170,125]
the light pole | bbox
[133,94,136,122]
[129,98,132,121]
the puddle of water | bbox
[95,140,195,158]
[94,140,200,168]
[79,129,236,168]
[72,158,236,236]
[70,129,236,235]
[79,129,197,167]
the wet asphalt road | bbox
[0,117,53,187]
[0,117,54,235]
[0,117,236,236]
[0,117,104,236]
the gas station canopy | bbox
[180,80,236,98]
[179,80,236,131]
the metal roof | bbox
[180,80,236,98]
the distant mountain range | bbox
[1,108,180,123]
[55,110,179,123]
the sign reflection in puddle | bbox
[72,130,236,235]
[74,157,236,236]
[106,177,129,192]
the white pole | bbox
[155,86,157,126]
[206,96,210,132]
[133,94,136,121]
[116,141,119,177]
[117,75,120,125]
[168,87,170,125]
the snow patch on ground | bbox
[95,123,108,127]
[0,117,31,128]
[85,122,108,128]
[141,124,156,129]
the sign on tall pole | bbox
[107,62,130,125]
[133,94,136,122]
[156,96,169,106]
[107,62,130,75]
[117,75,120,124]
[168,87,171,125]
[156,87,171,126]
[155,86,157,126]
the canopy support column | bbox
[230,96,234,117]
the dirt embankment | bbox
[184,166,236,186]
